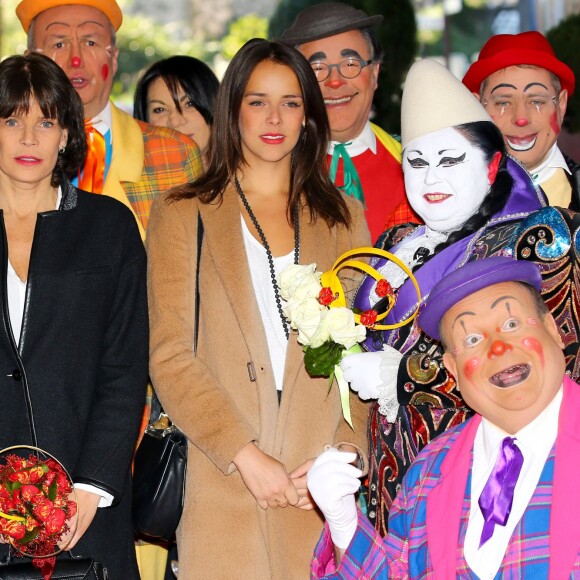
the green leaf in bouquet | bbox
[21,526,40,545]
[48,480,57,502]
[304,341,343,377]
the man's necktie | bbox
[329,143,365,206]
[478,436,524,547]
[78,121,106,194]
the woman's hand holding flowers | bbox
[58,488,99,550]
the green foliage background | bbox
[0,0,274,108]
[546,13,580,134]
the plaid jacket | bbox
[312,377,580,579]
[102,103,203,239]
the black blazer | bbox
[0,178,148,577]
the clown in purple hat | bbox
[308,255,580,578]
[463,31,578,210]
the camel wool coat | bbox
[147,187,371,579]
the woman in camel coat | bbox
[147,40,371,578]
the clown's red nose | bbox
[488,339,513,358]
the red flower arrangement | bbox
[0,450,77,579]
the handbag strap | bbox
[150,210,203,425]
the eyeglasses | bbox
[310,58,373,82]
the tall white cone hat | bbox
[401,59,493,149]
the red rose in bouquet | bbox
[0,451,77,579]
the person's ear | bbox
[442,352,458,389]
[543,311,564,349]
[371,62,380,91]
[59,129,68,152]
[557,89,568,120]
[109,46,120,78]
[487,151,502,185]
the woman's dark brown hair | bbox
[170,38,351,228]
[0,52,87,187]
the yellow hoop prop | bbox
[320,247,422,330]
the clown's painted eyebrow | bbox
[491,295,520,310]
[307,52,326,63]
[451,311,476,331]
[45,20,105,31]
[307,48,364,63]
[490,82,550,95]
[438,153,466,166]
[491,83,517,94]
[340,48,364,59]
[524,82,550,92]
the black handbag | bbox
[132,410,187,541]
[0,552,106,579]
[132,213,203,542]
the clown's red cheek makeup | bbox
[549,110,560,136]
[101,64,109,81]
[526,318,538,326]
[521,336,544,367]
[464,357,481,380]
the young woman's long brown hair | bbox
[169,38,351,229]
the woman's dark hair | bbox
[0,52,86,187]
[133,56,219,126]
[429,120,513,253]
[169,38,351,229]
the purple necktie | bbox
[478,436,524,547]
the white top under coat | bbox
[241,215,293,392]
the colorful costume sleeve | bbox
[310,512,390,579]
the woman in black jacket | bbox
[0,53,147,577]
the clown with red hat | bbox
[463,31,579,212]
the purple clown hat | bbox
[419,257,542,340]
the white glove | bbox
[341,347,402,422]
[341,350,383,400]
[307,448,362,549]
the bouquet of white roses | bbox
[280,264,377,375]
[279,248,421,427]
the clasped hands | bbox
[233,442,315,510]
[234,443,362,550]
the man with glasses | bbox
[281,2,419,241]
[463,31,578,210]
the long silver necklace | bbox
[235,176,299,340]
